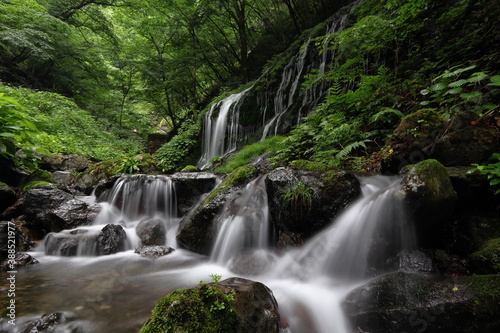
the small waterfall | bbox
[210,176,270,265]
[261,38,310,140]
[278,176,414,280]
[197,88,251,169]
[44,175,178,256]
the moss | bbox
[140,283,239,333]
[459,275,500,300]
[402,159,455,199]
[203,165,258,205]
[22,181,52,191]
[470,238,500,274]
[289,160,332,172]
[181,165,200,172]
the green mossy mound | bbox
[470,238,500,274]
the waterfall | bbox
[210,176,270,265]
[275,176,414,280]
[197,88,251,169]
[43,174,178,256]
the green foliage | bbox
[280,181,316,218]
[0,84,143,161]
[469,153,500,196]
[420,65,499,115]
[215,136,285,173]
[0,92,40,169]
[155,119,201,173]
[140,277,238,333]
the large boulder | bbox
[140,277,280,333]
[98,224,128,255]
[265,167,360,237]
[381,110,500,174]
[469,238,500,274]
[343,272,500,333]
[19,312,93,333]
[171,172,218,215]
[400,159,457,246]
[136,218,167,246]
[134,245,175,258]
[23,185,73,233]
[176,165,259,255]
[48,199,101,231]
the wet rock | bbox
[265,167,360,237]
[0,182,17,212]
[469,238,500,274]
[381,109,445,174]
[386,250,434,273]
[23,186,73,233]
[51,171,76,186]
[176,166,258,255]
[44,233,80,256]
[343,272,500,333]
[19,311,92,333]
[136,218,166,246]
[140,277,280,333]
[433,120,500,166]
[400,159,457,247]
[98,224,127,255]
[39,154,90,172]
[0,221,35,261]
[134,245,175,258]
[1,252,39,270]
[93,174,122,203]
[48,199,101,231]
[171,172,218,215]
[447,166,494,210]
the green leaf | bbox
[444,87,463,95]
[459,91,482,99]
[490,178,500,186]
[430,82,447,91]
[488,75,500,86]
[448,79,467,88]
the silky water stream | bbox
[1,174,413,333]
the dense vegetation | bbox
[0,0,499,180]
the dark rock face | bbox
[93,174,122,203]
[134,245,175,258]
[98,224,127,255]
[39,154,90,172]
[343,272,500,333]
[381,110,500,174]
[48,199,101,231]
[265,168,360,237]
[0,183,17,212]
[171,172,218,215]
[51,171,76,186]
[23,186,73,233]
[400,159,457,247]
[135,218,166,246]
[469,238,500,274]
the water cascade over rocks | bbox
[43,174,178,256]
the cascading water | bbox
[210,176,270,265]
[43,174,179,256]
[197,88,251,169]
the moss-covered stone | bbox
[203,165,258,205]
[381,109,445,174]
[140,277,280,333]
[460,274,500,300]
[470,238,500,274]
[400,159,457,247]
[180,165,200,172]
[289,160,332,172]
[140,285,238,333]
[22,181,53,192]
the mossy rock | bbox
[470,238,500,274]
[140,277,280,333]
[289,160,332,172]
[203,165,258,205]
[381,109,445,174]
[459,274,500,301]
[22,181,54,192]
[180,165,200,172]
[400,159,457,247]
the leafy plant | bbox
[118,155,141,174]
[0,92,41,169]
[469,153,500,196]
[280,181,316,218]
